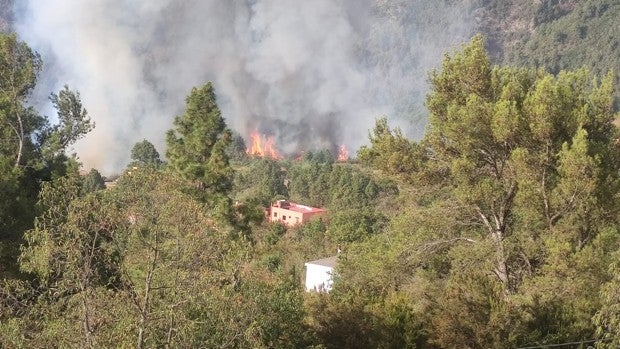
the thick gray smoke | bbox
[15,0,473,173]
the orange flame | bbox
[337,144,349,161]
[247,130,283,159]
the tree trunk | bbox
[491,230,509,291]
[137,231,159,349]
[81,289,94,349]
[476,206,510,294]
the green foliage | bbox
[358,116,423,180]
[0,33,43,168]
[0,35,96,279]
[233,158,288,206]
[293,217,328,242]
[287,158,392,210]
[594,250,620,348]
[166,82,233,197]
[306,289,427,349]
[0,34,44,259]
[262,252,282,272]
[474,0,620,107]
[81,168,105,194]
[0,17,617,348]
[265,222,286,245]
[227,131,247,160]
[129,139,161,167]
[336,35,620,347]
[43,85,94,158]
[1,166,320,348]
[327,208,386,243]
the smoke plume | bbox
[15,0,474,173]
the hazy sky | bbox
[16,0,474,173]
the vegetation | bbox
[473,0,620,106]
[352,35,619,347]
[0,31,619,348]
[129,139,162,168]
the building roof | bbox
[287,203,327,213]
[273,200,327,214]
[305,256,338,268]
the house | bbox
[304,256,337,292]
[266,200,327,226]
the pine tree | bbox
[165,82,233,198]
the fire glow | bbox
[246,129,350,161]
[246,130,282,159]
[337,144,349,161]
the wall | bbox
[270,206,305,226]
[304,264,334,292]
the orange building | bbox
[266,200,327,226]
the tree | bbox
[227,132,247,160]
[423,35,619,294]
[357,116,422,180]
[44,85,94,155]
[166,82,233,197]
[7,167,270,348]
[594,252,620,348]
[0,33,43,168]
[17,174,123,348]
[39,85,94,179]
[349,35,619,347]
[0,34,44,277]
[232,158,288,206]
[81,168,105,194]
[130,139,161,167]
[0,40,94,275]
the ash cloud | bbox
[15,0,474,173]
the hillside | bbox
[473,0,620,105]
[1,21,619,347]
[1,1,617,107]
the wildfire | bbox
[337,144,349,161]
[246,130,282,159]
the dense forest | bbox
[1,1,620,348]
[473,0,620,105]
[1,30,619,347]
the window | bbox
[295,217,300,223]
[274,212,277,217]
[282,215,286,221]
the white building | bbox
[304,256,338,292]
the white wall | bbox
[304,264,334,292]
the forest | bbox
[1,27,620,349]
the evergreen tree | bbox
[130,139,161,167]
[41,85,94,179]
[165,82,233,198]
[81,168,105,194]
[341,35,619,347]
[0,33,43,169]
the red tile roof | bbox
[285,203,327,214]
[272,200,327,214]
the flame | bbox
[246,130,282,159]
[337,144,349,161]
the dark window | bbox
[282,215,286,220]
[274,212,277,217]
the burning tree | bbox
[246,130,282,160]
[337,145,349,161]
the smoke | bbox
[15,0,474,173]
